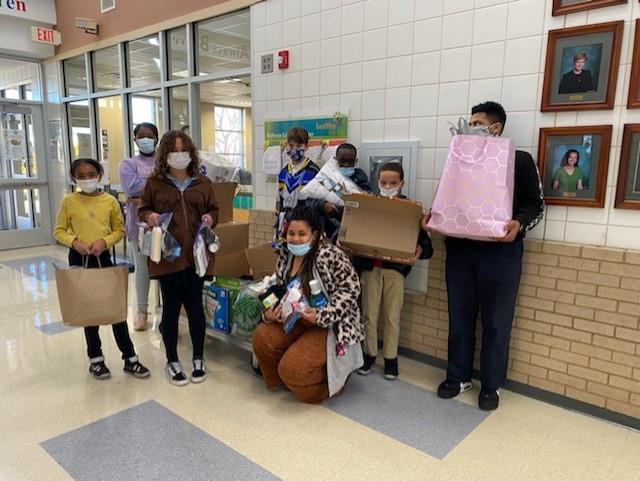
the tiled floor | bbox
[1,246,639,481]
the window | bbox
[214,106,244,167]
[96,96,124,183]
[93,46,121,92]
[63,55,88,97]
[0,58,42,101]
[196,11,250,76]
[130,90,164,153]
[127,35,161,87]
[169,86,189,132]
[167,27,189,80]
[68,100,92,159]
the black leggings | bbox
[68,250,136,361]
[158,268,206,363]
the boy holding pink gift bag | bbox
[424,102,544,411]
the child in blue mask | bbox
[314,143,371,243]
[274,127,320,246]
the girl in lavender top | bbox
[119,122,159,331]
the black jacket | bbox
[354,195,434,277]
[350,168,372,192]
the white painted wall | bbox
[250,0,640,250]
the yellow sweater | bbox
[53,192,124,249]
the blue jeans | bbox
[128,239,150,312]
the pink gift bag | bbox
[427,135,515,241]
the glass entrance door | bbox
[0,103,51,249]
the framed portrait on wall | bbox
[541,22,623,112]
[627,19,640,108]
[538,126,612,207]
[552,0,627,16]
[615,124,640,210]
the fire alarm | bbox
[277,50,289,70]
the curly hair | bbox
[153,130,200,177]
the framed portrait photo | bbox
[538,126,612,207]
[615,124,640,210]
[627,19,640,108]
[541,21,623,112]
[552,0,627,16]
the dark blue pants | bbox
[444,238,523,390]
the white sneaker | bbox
[191,359,207,383]
[165,362,189,386]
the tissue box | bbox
[427,135,515,241]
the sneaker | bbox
[123,357,151,379]
[191,358,207,383]
[133,311,148,331]
[165,362,189,386]
[437,379,473,399]
[479,388,500,411]
[357,354,376,375]
[384,357,398,380]
[89,361,111,380]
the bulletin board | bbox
[262,113,348,176]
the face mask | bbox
[287,147,306,163]
[468,124,493,137]
[287,242,312,257]
[167,152,192,170]
[136,138,156,155]
[379,186,399,198]
[339,167,355,177]
[76,179,99,193]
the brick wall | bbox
[248,209,640,420]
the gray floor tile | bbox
[35,321,76,336]
[325,373,490,459]
[41,400,281,481]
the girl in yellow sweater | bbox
[54,158,150,380]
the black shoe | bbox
[123,357,151,379]
[89,361,111,380]
[479,388,500,411]
[191,358,207,383]
[165,362,189,386]
[357,354,376,375]
[384,357,398,380]
[437,379,473,399]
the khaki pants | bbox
[252,321,329,404]
[361,267,405,359]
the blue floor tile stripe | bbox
[325,373,490,459]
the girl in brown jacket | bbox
[139,131,219,386]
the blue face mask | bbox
[287,242,312,257]
[136,137,156,155]
[287,147,306,163]
[339,167,355,177]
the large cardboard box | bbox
[214,250,251,278]
[216,221,250,257]
[245,243,277,279]
[339,193,422,265]
[212,182,237,224]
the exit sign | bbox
[31,26,60,46]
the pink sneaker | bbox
[133,311,148,331]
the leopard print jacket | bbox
[276,241,364,346]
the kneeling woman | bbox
[252,206,363,403]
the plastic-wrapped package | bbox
[280,278,309,334]
[200,151,238,183]
[232,283,264,338]
[300,158,362,206]
[139,212,181,263]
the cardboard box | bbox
[339,193,422,265]
[214,250,251,278]
[215,221,250,257]
[203,284,231,333]
[212,182,237,224]
[245,243,277,279]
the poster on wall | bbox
[262,113,348,176]
[615,124,640,210]
[552,0,627,16]
[541,21,623,112]
[4,129,27,161]
[47,119,62,163]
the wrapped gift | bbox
[427,135,515,241]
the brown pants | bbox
[252,321,329,404]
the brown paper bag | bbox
[54,264,129,326]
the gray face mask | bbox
[448,117,495,137]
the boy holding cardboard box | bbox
[355,162,433,380]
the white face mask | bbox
[379,186,399,198]
[76,179,99,193]
[167,152,192,170]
